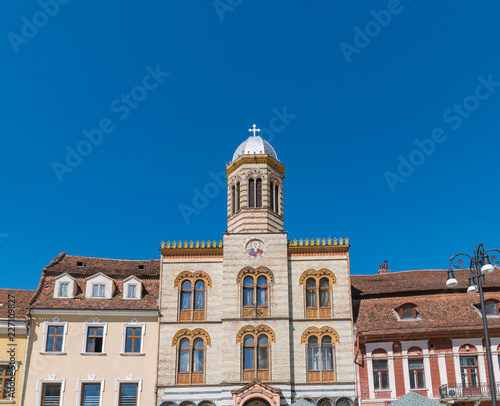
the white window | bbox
[36,378,65,406]
[127,285,137,299]
[59,283,69,297]
[122,276,143,300]
[115,378,142,406]
[53,273,77,299]
[92,284,106,298]
[77,378,104,406]
[121,323,146,354]
[82,322,108,354]
[41,321,68,354]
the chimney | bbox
[378,260,390,274]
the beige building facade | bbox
[23,254,160,406]
[157,131,356,406]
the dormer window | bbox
[397,304,418,320]
[123,276,143,300]
[138,265,146,270]
[128,285,137,299]
[58,282,69,297]
[92,284,106,297]
[77,261,85,267]
[478,300,500,317]
[53,273,77,299]
[85,273,115,299]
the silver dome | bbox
[232,135,278,162]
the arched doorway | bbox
[243,398,271,406]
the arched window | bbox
[236,182,241,211]
[275,184,279,214]
[231,186,235,215]
[269,182,274,210]
[181,281,192,310]
[307,335,335,382]
[248,179,255,207]
[306,278,317,308]
[372,349,389,390]
[243,334,269,382]
[302,272,334,319]
[179,279,206,321]
[177,337,205,385]
[256,179,262,207]
[243,275,269,317]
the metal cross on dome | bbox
[249,124,260,136]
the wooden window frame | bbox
[39,380,64,406]
[307,336,335,383]
[118,382,138,406]
[408,357,425,389]
[179,279,206,322]
[373,359,389,390]
[177,337,205,385]
[125,327,142,353]
[398,304,417,320]
[46,325,65,353]
[86,326,104,353]
[242,334,270,382]
[80,382,102,406]
[0,365,13,400]
[305,278,332,319]
[242,275,269,318]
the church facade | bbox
[157,129,356,406]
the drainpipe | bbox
[19,311,31,406]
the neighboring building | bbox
[352,266,500,406]
[157,130,356,406]
[0,288,33,405]
[23,253,160,406]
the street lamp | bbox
[446,243,500,405]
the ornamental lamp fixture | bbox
[466,276,479,294]
[445,269,458,288]
[446,243,500,406]
[481,253,494,274]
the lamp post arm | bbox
[478,264,497,405]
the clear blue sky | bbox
[2,1,500,289]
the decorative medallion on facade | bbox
[300,326,339,344]
[236,325,276,343]
[174,270,212,288]
[299,268,336,285]
[172,328,211,346]
[247,240,264,257]
[237,266,274,284]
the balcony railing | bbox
[440,383,500,399]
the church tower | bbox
[226,125,285,233]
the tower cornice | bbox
[226,155,285,177]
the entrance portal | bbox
[243,399,271,406]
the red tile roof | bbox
[351,269,500,298]
[0,289,34,319]
[31,253,159,311]
[352,269,500,337]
